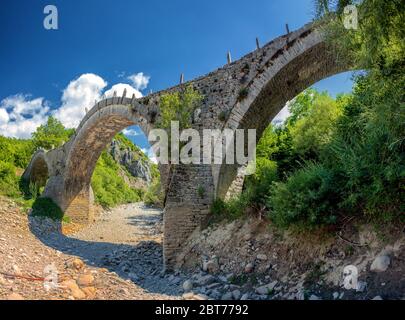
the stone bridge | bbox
[23,22,351,269]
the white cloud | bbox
[141,147,157,164]
[127,72,150,91]
[0,108,9,125]
[0,95,49,139]
[104,83,143,99]
[122,128,141,136]
[272,101,292,126]
[54,73,107,128]
[0,71,150,139]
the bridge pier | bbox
[163,164,214,269]
[64,186,95,224]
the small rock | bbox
[7,293,24,300]
[182,292,194,300]
[72,258,85,270]
[243,234,252,241]
[309,294,321,300]
[232,290,241,300]
[244,263,254,273]
[205,259,220,274]
[370,255,390,272]
[356,281,367,292]
[255,281,277,295]
[119,287,130,295]
[193,294,209,300]
[240,293,250,300]
[61,279,79,291]
[333,292,339,300]
[71,288,86,299]
[82,287,97,299]
[372,296,383,300]
[183,280,193,292]
[77,273,95,287]
[195,275,215,286]
[256,254,268,261]
[206,282,221,290]
[221,292,233,300]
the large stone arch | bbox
[60,102,154,223]
[215,27,353,199]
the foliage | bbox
[267,163,339,228]
[91,151,143,208]
[158,85,203,131]
[0,161,20,198]
[0,136,34,168]
[144,177,164,207]
[32,116,75,150]
[290,92,343,156]
[317,0,404,70]
[213,0,404,229]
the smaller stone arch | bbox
[22,150,50,188]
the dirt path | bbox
[0,197,184,300]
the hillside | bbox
[0,120,160,212]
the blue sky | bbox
[0,0,354,153]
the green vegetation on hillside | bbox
[158,85,203,131]
[212,0,404,229]
[91,151,144,208]
[0,116,161,218]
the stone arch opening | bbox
[61,104,156,222]
[216,35,353,199]
[23,151,50,189]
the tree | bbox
[289,93,343,156]
[315,0,404,70]
[31,116,74,150]
[158,85,203,131]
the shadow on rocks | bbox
[28,214,184,297]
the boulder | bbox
[370,255,390,272]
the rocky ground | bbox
[177,216,405,300]
[0,197,178,300]
[1,195,404,300]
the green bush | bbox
[267,163,339,228]
[0,161,20,197]
[91,151,143,208]
[143,178,164,207]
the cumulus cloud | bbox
[0,94,49,139]
[127,72,150,91]
[0,108,9,125]
[54,73,107,128]
[141,147,157,164]
[122,127,141,136]
[0,71,150,139]
[104,83,143,99]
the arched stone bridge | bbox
[23,22,351,269]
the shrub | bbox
[0,161,20,197]
[267,163,339,229]
[91,151,143,208]
[143,178,164,207]
[237,88,249,102]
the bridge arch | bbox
[22,150,50,188]
[60,101,157,223]
[215,26,353,199]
